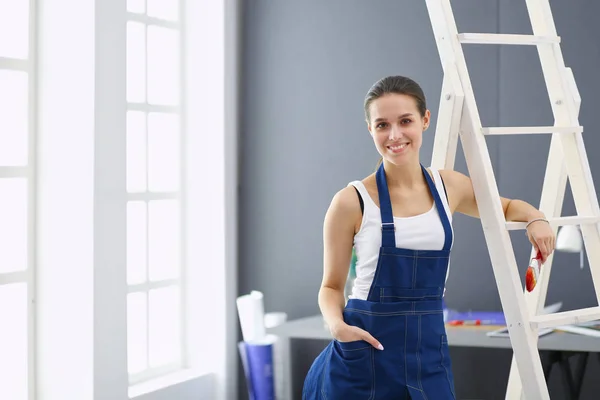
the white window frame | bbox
[35,0,239,399]
[0,0,37,398]
[125,1,187,386]
[173,3,234,400]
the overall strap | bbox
[375,163,396,247]
[421,165,453,251]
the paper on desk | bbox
[237,290,267,343]
[541,301,562,315]
[446,302,563,326]
[485,302,563,338]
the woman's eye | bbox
[376,123,388,129]
[401,119,412,124]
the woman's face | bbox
[367,93,430,166]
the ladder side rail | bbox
[525,0,600,304]
[506,2,596,398]
[431,62,464,170]
[426,1,551,398]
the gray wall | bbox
[240,0,600,398]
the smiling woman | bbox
[301,75,556,399]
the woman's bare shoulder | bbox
[325,174,374,226]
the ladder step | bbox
[458,33,560,45]
[482,126,583,135]
[506,216,600,231]
[530,306,600,330]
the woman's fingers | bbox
[353,326,384,350]
[537,240,549,263]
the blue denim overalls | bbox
[302,164,456,399]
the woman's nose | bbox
[389,125,403,140]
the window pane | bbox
[147,0,179,21]
[147,26,179,106]
[0,0,29,59]
[148,200,179,281]
[0,70,28,166]
[0,178,27,273]
[126,111,147,192]
[127,201,147,285]
[127,292,148,374]
[0,283,28,400]
[127,22,146,103]
[127,0,145,14]
[147,113,179,192]
[149,286,180,367]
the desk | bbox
[267,315,600,399]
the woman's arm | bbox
[319,186,383,349]
[319,187,355,333]
[439,169,556,261]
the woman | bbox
[302,75,555,399]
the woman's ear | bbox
[423,109,431,130]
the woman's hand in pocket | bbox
[331,321,384,350]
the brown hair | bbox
[363,76,427,168]
[364,75,427,121]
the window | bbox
[125,0,186,385]
[0,0,36,399]
[34,0,234,398]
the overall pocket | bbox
[321,340,374,399]
[379,286,442,302]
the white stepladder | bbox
[424,0,600,399]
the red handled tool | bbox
[447,319,494,326]
[525,250,543,292]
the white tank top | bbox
[347,167,453,300]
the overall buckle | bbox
[381,222,395,231]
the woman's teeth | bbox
[389,143,408,151]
